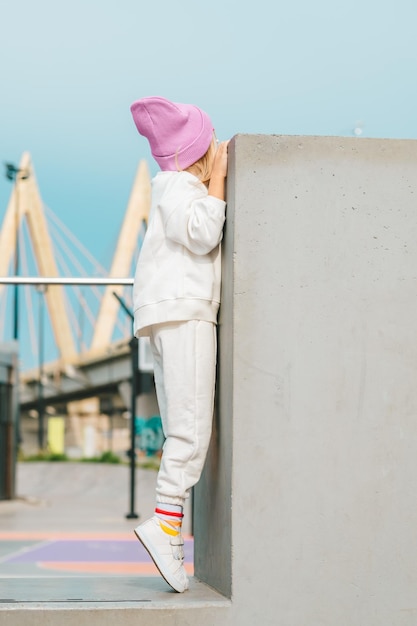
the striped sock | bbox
[155,503,183,537]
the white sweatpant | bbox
[149,320,217,506]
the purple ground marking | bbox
[6,539,194,564]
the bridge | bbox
[0,152,153,455]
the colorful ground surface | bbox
[0,531,194,578]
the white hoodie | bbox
[133,170,227,337]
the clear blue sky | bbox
[1,0,417,266]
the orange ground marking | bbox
[0,531,193,541]
[38,561,195,575]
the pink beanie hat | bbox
[130,96,214,171]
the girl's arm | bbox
[162,141,229,255]
[165,194,226,256]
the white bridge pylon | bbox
[90,159,150,352]
[0,152,150,364]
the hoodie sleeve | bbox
[161,176,226,255]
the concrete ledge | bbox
[0,576,230,625]
[197,134,417,624]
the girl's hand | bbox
[212,141,229,178]
[208,141,229,200]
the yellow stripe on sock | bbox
[159,521,180,537]
[167,520,182,527]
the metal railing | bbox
[0,275,139,518]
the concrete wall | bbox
[195,134,417,625]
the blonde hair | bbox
[183,136,217,186]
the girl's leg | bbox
[134,320,216,593]
[150,320,216,504]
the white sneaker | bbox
[134,516,189,593]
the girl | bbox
[130,96,228,592]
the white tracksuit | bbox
[133,170,226,504]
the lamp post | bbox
[4,163,29,341]
[4,163,29,459]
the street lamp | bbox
[4,162,30,459]
[4,162,30,341]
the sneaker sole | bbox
[134,526,188,593]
